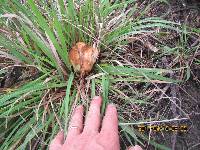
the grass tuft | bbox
[0,0,199,149]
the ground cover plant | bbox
[0,0,200,149]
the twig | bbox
[119,118,189,125]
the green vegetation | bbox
[0,0,199,149]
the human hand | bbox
[49,96,142,150]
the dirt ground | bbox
[0,0,200,149]
[144,0,200,149]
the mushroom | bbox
[69,42,99,76]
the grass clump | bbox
[0,0,198,149]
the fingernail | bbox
[76,105,83,109]
[92,96,101,101]
[75,105,83,112]
[107,104,117,111]
[92,96,101,100]
[108,103,116,108]
[91,96,102,106]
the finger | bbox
[66,105,84,139]
[49,131,64,150]
[100,104,118,134]
[83,96,102,134]
[127,145,143,150]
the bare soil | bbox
[0,0,200,149]
[140,0,200,149]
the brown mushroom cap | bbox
[69,42,99,75]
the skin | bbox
[49,96,142,150]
